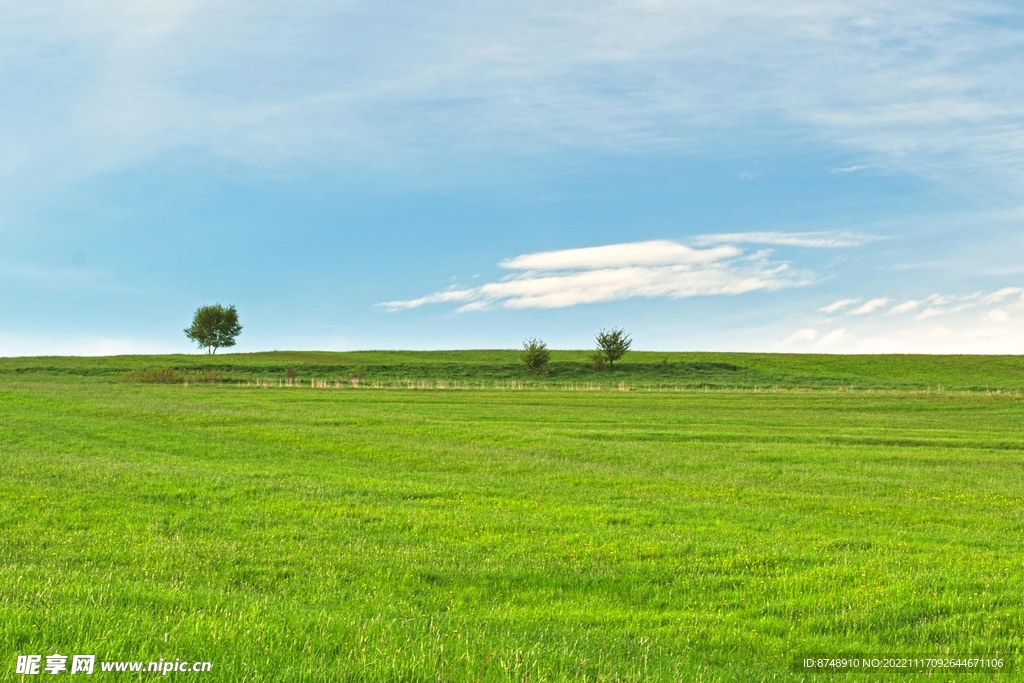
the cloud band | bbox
[380,238,812,312]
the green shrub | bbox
[520,338,551,374]
[595,328,631,367]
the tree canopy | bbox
[184,304,242,354]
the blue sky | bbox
[2,0,1024,354]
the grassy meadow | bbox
[2,351,1024,681]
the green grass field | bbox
[2,352,1023,681]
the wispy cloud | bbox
[778,326,851,349]
[820,298,859,313]
[901,293,985,321]
[914,304,970,321]
[692,231,881,248]
[499,240,738,270]
[982,287,1024,303]
[5,0,1023,196]
[784,328,819,344]
[913,307,946,321]
[380,240,809,312]
[829,165,869,174]
[817,328,850,347]
[850,297,889,315]
[780,286,1024,352]
[888,300,919,314]
[983,309,1010,323]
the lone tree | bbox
[595,327,631,368]
[184,304,242,354]
[520,338,551,374]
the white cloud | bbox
[854,323,1024,353]
[783,328,819,344]
[888,300,919,314]
[810,289,1016,324]
[829,165,868,174]
[850,297,889,315]
[914,304,971,321]
[692,231,880,249]
[982,287,1024,303]
[785,286,1024,352]
[983,309,1010,323]
[380,239,809,311]
[817,328,850,346]
[499,240,738,270]
[820,298,859,313]
[923,293,957,306]
[921,326,953,341]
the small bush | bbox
[595,327,631,367]
[520,338,551,374]
[591,353,606,371]
[121,368,185,384]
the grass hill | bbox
[2,350,1023,391]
